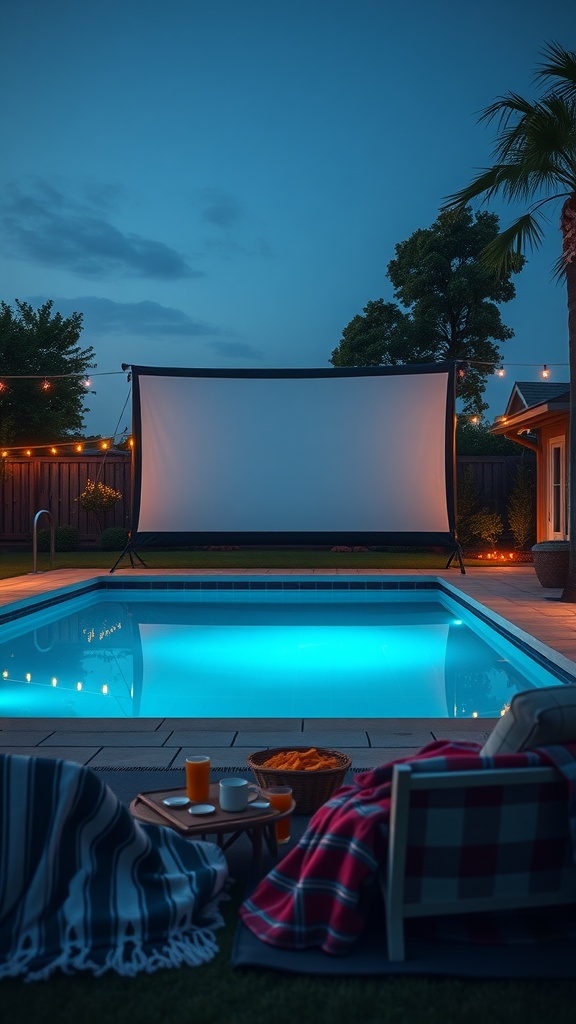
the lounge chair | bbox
[382,685,576,960]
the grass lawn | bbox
[0,547,515,580]
[1,888,574,1024]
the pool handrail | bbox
[31,509,55,574]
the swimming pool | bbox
[1,576,574,719]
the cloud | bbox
[2,180,199,280]
[197,187,273,259]
[27,295,220,338]
[208,340,264,360]
[199,188,242,228]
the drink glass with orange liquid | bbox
[267,786,293,844]
[185,756,210,803]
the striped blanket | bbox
[0,755,228,980]
[240,740,576,956]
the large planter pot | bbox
[531,541,569,588]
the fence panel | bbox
[0,455,132,544]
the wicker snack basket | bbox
[247,746,352,814]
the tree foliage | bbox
[455,418,530,455]
[443,41,576,598]
[0,300,95,445]
[330,206,521,416]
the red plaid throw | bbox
[239,741,576,955]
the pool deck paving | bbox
[1,564,575,771]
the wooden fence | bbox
[456,454,536,521]
[0,452,536,547]
[0,454,132,546]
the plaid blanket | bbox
[240,740,576,956]
[0,755,228,980]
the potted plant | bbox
[531,541,570,588]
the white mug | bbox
[219,777,259,812]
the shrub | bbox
[466,509,504,547]
[36,525,79,552]
[507,463,536,549]
[78,479,123,530]
[456,466,503,548]
[99,527,129,551]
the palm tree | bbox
[443,41,576,600]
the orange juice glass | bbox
[185,756,210,803]
[267,786,293,844]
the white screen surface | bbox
[132,368,453,539]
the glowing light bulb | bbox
[25,449,32,457]
[83,378,91,388]
[497,366,505,378]
[542,365,550,379]
[101,441,109,450]
[2,670,8,678]
[52,677,57,687]
[102,684,108,695]
[76,682,83,691]
[41,379,51,391]
[75,444,83,453]
[25,673,31,682]
[472,711,478,718]
[50,447,57,455]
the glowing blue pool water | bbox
[0,580,573,718]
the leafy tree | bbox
[443,42,576,599]
[0,300,95,445]
[330,206,521,415]
[456,418,530,455]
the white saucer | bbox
[250,799,271,809]
[188,804,216,815]
[163,796,190,808]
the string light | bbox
[542,364,550,379]
[497,366,505,378]
[0,381,7,393]
[41,379,51,391]
[50,447,57,455]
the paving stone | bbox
[40,731,172,747]
[166,731,236,747]
[351,747,421,768]
[0,731,57,746]
[301,730,369,747]
[232,731,307,748]
[161,718,301,730]
[161,748,266,771]
[367,730,434,747]
[86,747,178,768]
[0,747,101,764]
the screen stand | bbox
[445,544,466,574]
[109,543,147,574]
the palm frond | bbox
[551,250,569,282]
[443,166,511,209]
[479,92,536,131]
[478,213,546,276]
[535,41,576,100]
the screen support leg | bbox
[445,545,466,574]
[109,543,147,574]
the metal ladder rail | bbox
[31,509,55,573]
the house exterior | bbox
[491,382,569,542]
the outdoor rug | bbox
[232,902,576,979]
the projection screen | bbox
[126,364,457,548]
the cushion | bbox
[481,685,576,756]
